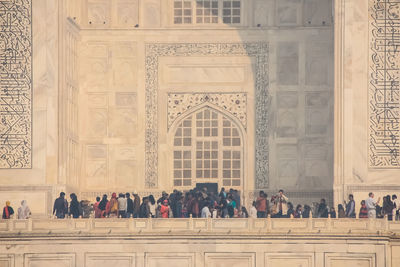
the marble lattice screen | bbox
[0,0,32,168]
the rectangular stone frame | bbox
[145,43,269,189]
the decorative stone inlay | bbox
[145,43,269,188]
[0,0,32,168]
[369,0,400,167]
[167,93,247,130]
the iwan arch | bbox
[1,0,400,266]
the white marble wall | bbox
[0,0,338,214]
[73,0,335,207]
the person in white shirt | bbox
[117,193,127,218]
[365,192,380,218]
[249,201,258,218]
[201,205,211,218]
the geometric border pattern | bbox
[0,0,33,168]
[368,0,400,168]
[145,43,269,188]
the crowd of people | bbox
[2,189,400,221]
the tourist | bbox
[157,191,169,205]
[383,195,394,220]
[240,207,249,218]
[175,195,184,218]
[317,199,328,218]
[359,200,368,218]
[133,192,141,218]
[329,207,336,218]
[18,200,31,219]
[98,194,108,218]
[337,204,345,218]
[219,196,228,218]
[118,193,127,218]
[345,194,356,218]
[365,192,380,219]
[106,193,119,218]
[302,205,311,218]
[392,195,400,221]
[294,204,303,218]
[69,193,81,218]
[227,194,236,218]
[126,193,134,218]
[2,201,14,219]
[201,205,211,218]
[53,192,68,219]
[93,196,101,218]
[286,202,294,218]
[219,187,227,199]
[139,197,150,218]
[256,191,268,218]
[148,195,156,218]
[232,189,241,209]
[160,200,169,218]
[274,189,289,218]
[249,201,257,218]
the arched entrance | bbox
[170,105,245,192]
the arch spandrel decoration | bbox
[145,43,268,189]
[167,93,247,131]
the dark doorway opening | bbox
[196,183,218,195]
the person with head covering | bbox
[18,200,31,219]
[2,201,14,219]
[106,193,119,218]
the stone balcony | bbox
[1,217,400,236]
[1,217,400,267]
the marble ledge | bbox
[0,218,399,238]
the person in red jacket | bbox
[160,200,170,218]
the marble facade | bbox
[1,0,400,266]
[0,0,337,214]
[0,0,398,244]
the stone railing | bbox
[1,216,400,235]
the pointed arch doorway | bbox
[170,104,245,192]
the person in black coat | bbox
[139,197,150,218]
[53,192,68,219]
[69,193,81,218]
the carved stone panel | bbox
[0,0,32,168]
[145,43,269,188]
[369,0,400,167]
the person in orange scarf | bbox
[2,201,14,219]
